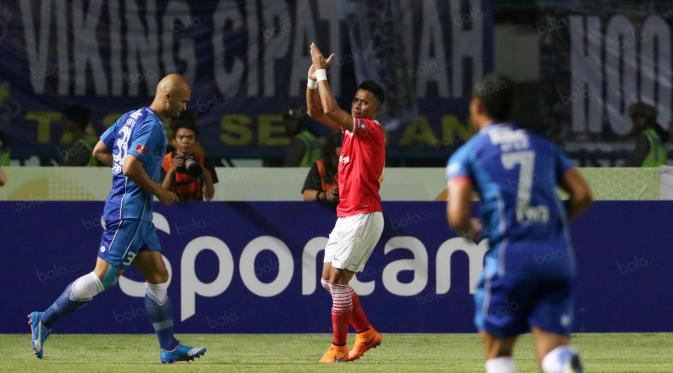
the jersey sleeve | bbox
[128,121,156,162]
[100,122,118,149]
[352,117,383,142]
[554,146,575,181]
[446,146,473,185]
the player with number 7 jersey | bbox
[446,74,593,373]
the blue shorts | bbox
[474,242,575,338]
[98,219,161,269]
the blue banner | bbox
[0,0,492,160]
[0,201,672,333]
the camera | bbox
[176,154,202,177]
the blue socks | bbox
[42,272,104,329]
[42,283,90,329]
[145,283,178,350]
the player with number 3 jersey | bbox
[28,74,206,364]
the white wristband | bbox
[307,79,318,89]
[315,69,327,81]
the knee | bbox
[320,278,331,293]
[327,269,350,285]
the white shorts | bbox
[323,212,384,272]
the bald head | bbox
[151,74,191,120]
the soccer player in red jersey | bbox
[305,42,386,363]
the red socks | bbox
[329,283,352,345]
[350,289,370,332]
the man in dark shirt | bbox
[302,132,342,209]
[59,105,96,166]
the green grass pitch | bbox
[1,333,671,372]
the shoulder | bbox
[526,131,564,156]
[355,117,383,130]
[450,133,486,161]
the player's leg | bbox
[327,212,384,362]
[532,327,582,373]
[321,262,371,334]
[529,279,583,373]
[29,220,129,359]
[481,331,518,373]
[473,247,532,373]
[132,222,205,363]
[132,250,176,351]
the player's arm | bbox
[310,43,354,132]
[306,65,340,131]
[92,140,113,167]
[160,168,175,191]
[123,155,178,205]
[446,178,482,240]
[559,168,593,221]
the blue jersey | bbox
[447,123,575,250]
[448,123,578,337]
[100,107,167,222]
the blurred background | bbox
[1,0,671,169]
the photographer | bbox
[301,131,342,210]
[282,105,323,167]
[161,117,215,201]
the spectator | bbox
[161,113,215,200]
[301,131,342,209]
[282,105,323,166]
[625,102,669,167]
[59,105,96,166]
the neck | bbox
[149,101,168,122]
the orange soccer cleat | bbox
[347,328,382,361]
[319,343,350,363]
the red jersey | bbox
[337,116,385,217]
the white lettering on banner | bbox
[239,236,294,297]
[125,0,160,96]
[382,236,429,296]
[162,0,197,85]
[605,15,637,136]
[18,0,483,98]
[109,0,123,96]
[301,236,328,295]
[246,0,259,96]
[212,0,244,97]
[262,0,291,97]
[181,236,235,321]
[117,213,487,321]
[288,0,317,97]
[73,0,108,96]
[436,239,488,294]
[416,0,449,98]
[571,14,673,137]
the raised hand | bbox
[310,42,335,71]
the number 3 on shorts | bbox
[122,251,137,266]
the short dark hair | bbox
[472,73,514,122]
[64,105,90,131]
[357,80,385,105]
[172,111,199,139]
